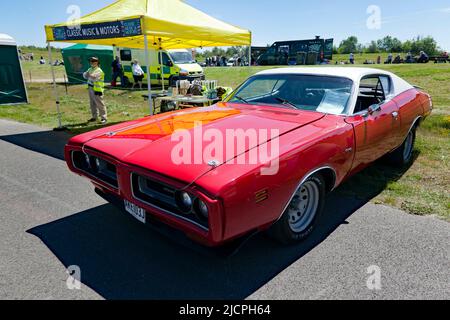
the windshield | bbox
[226,74,354,115]
[169,51,195,64]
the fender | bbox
[273,165,337,223]
[389,115,422,153]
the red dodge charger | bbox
[65,67,432,247]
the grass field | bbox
[20,48,66,81]
[2,60,449,220]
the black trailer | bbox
[256,37,333,66]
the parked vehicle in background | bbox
[227,58,237,67]
[257,36,333,66]
[118,48,205,87]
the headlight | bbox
[84,154,91,168]
[89,157,100,173]
[175,191,193,213]
[179,69,189,76]
[194,199,209,220]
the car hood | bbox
[83,103,324,185]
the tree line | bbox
[336,36,441,55]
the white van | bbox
[118,48,205,87]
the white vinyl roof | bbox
[255,67,415,115]
[256,67,414,102]
[257,67,395,82]
[0,33,16,46]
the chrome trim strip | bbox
[71,151,119,190]
[274,166,337,223]
[130,173,209,232]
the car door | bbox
[346,75,401,170]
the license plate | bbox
[124,200,146,224]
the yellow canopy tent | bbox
[44,0,251,128]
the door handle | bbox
[392,112,399,119]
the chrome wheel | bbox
[403,131,414,162]
[288,181,320,233]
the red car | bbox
[65,67,432,247]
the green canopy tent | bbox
[62,44,114,84]
[0,34,28,105]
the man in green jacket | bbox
[83,57,107,124]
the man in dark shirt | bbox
[111,56,125,87]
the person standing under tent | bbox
[132,60,145,89]
[111,56,125,87]
[83,57,107,124]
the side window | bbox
[278,45,290,55]
[354,76,386,113]
[120,50,132,62]
[379,76,392,96]
[158,52,172,66]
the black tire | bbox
[387,126,417,167]
[269,174,326,245]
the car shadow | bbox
[0,129,71,161]
[0,122,122,160]
[27,156,417,300]
[64,121,124,135]
[27,192,366,300]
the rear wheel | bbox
[388,126,417,167]
[269,174,326,244]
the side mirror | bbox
[364,104,381,117]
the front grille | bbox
[72,151,118,188]
[131,173,209,230]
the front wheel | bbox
[269,174,326,244]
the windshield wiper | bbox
[234,96,250,104]
[275,97,297,109]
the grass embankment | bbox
[1,62,449,220]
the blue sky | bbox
[2,0,450,50]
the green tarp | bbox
[62,44,114,84]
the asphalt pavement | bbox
[0,119,448,300]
